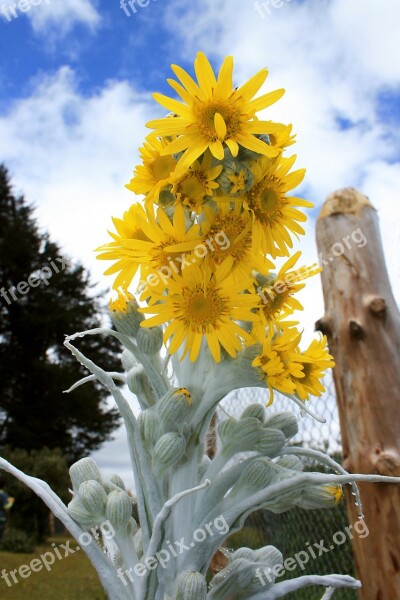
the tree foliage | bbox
[0,165,121,462]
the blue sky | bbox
[1,0,399,486]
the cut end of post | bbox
[318,187,374,219]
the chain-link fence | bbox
[220,372,359,599]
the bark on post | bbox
[316,187,400,600]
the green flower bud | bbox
[134,528,143,558]
[254,427,286,456]
[232,547,256,561]
[109,474,126,490]
[229,558,254,586]
[159,188,175,206]
[106,490,132,531]
[79,480,107,515]
[238,458,274,490]
[255,545,283,567]
[68,498,97,526]
[175,570,207,600]
[153,432,186,475]
[240,404,266,423]
[136,326,163,354]
[138,410,161,445]
[157,388,193,430]
[274,455,303,471]
[127,516,138,536]
[217,418,237,445]
[223,417,263,453]
[69,458,102,492]
[110,292,144,336]
[127,365,150,395]
[264,412,298,440]
[120,349,137,371]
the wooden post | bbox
[316,187,400,599]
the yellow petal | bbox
[214,112,227,140]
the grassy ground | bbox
[0,536,107,599]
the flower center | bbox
[206,214,251,262]
[248,177,285,223]
[195,100,241,141]
[151,155,176,181]
[177,172,207,205]
[182,285,227,331]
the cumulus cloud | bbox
[1,0,101,35]
[0,66,155,283]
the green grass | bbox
[0,536,107,599]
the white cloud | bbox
[1,0,101,35]
[0,66,155,284]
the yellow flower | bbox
[126,135,178,202]
[243,154,313,258]
[269,124,296,151]
[292,335,335,401]
[147,52,285,167]
[171,151,222,213]
[252,326,304,404]
[200,203,273,283]
[251,251,321,338]
[139,262,260,362]
[96,203,201,293]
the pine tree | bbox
[0,165,121,463]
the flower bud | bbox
[126,365,152,397]
[153,432,186,474]
[264,412,298,440]
[232,547,255,561]
[217,418,237,445]
[274,455,303,471]
[255,545,283,567]
[239,458,274,490]
[106,490,132,531]
[109,474,126,490]
[254,428,286,456]
[110,291,144,336]
[136,326,163,354]
[120,349,137,371]
[240,404,266,423]
[134,528,143,558]
[138,409,161,445]
[157,388,193,430]
[69,457,102,492]
[175,570,207,600]
[68,498,97,527]
[79,480,107,515]
[127,516,138,536]
[223,417,263,453]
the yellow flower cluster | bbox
[97,52,334,401]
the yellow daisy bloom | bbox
[96,203,201,292]
[243,154,313,257]
[251,251,321,338]
[126,136,178,202]
[199,204,274,283]
[171,151,223,213]
[269,124,296,151]
[252,326,304,404]
[147,51,285,167]
[139,262,260,362]
[292,335,335,401]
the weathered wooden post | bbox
[316,187,400,599]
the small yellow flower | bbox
[126,136,178,202]
[147,52,285,167]
[323,484,344,504]
[171,152,222,213]
[292,335,335,401]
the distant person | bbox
[0,477,14,542]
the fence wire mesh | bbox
[219,371,359,600]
